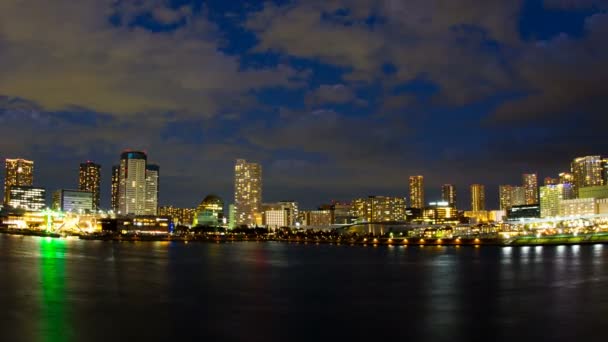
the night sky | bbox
[1,0,607,210]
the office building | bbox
[111,165,119,212]
[333,202,356,224]
[441,184,456,207]
[470,184,485,212]
[422,202,459,224]
[4,158,34,204]
[571,156,604,197]
[159,206,196,226]
[194,194,225,226]
[499,185,513,211]
[79,161,101,210]
[523,173,539,205]
[409,175,424,209]
[52,190,94,213]
[352,196,406,222]
[301,210,332,226]
[507,204,541,220]
[7,186,45,211]
[262,201,298,227]
[578,185,608,199]
[603,158,608,185]
[145,164,159,215]
[560,198,597,216]
[540,184,573,218]
[234,159,262,227]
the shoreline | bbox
[2,228,608,247]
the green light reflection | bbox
[39,238,70,342]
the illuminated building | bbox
[470,184,485,212]
[301,210,332,226]
[603,158,608,185]
[441,184,456,207]
[111,165,119,212]
[7,186,46,211]
[332,202,356,224]
[544,177,559,186]
[540,184,573,218]
[422,201,458,224]
[118,151,159,216]
[464,210,489,223]
[409,175,424,209]
[264,210,288,228]
[522,173,539,205]
[234,159,262,227]
[559,172,573,185]
[101,216,171,233]
[507,204,540,220]
[598,199,608,215]
[352,196,406,222]
[512,186,526,206]
[499,185,513,211]
[78,161,101,210]
[262,201,298,227]
[144,164,159,215]
[560,198,597,216]
[4,158,34,204]
[159,206,196,226]
[579,185,608,199]
[52,189,94,213]
[194,195,224,226]
[571,156,604,197]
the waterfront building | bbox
[100,216,171,233]
[111,165,119,212]
[159,206,196,226]
[489,210,506,223]
[234,159,262,227]
[464,210,489,223]
[604,158,608,185]
[193,195,224,226]
[52,189,94,213]
[422,201,458,224]
[507,204,541,220]
[470,184,485,212]
[303,210,332,226]
[79,161,101,210]
[409,175,424,209]
[264,209,288,228]
[333,201,356,224]
[523,173,539,205]
[7,186,45,211]
[540,184,573,218]
[144,164,159,216]
[441,184,456,207]
[560,198,597,216]
[262,201,298,227]
[4,158,34,204]
[117,151,159,216]
[228,204,236,229]
[571,156,604,197]
[578,185,608,200]
[352,196,406,222]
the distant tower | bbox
[571,156,604,197]
[234,159,262,226]
[470,184,485,212]
[145,164,159,215]
[79,161,101,210]
[499,185,513,211]
[522,173,539,205]
[118,151,148,215]
[409,176,424,209]
[441,184,456,207]
[4,158,34,205]
[111,165,120,212]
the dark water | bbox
[1,235,608,342]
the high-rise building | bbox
[470,184,485,212]
[52,189,94,213]
[499,185,513,211]
[145,164,159,215]
[117,151,158,216]
[540,184,573,218]
[511,186,526,206]
[79,161,101,210]
[602,158,608,185]
[111,165,119,212]
[4,158,34,204]
[522,173,539,205]
[234,159,262,227]
[409,175,424,209]
[441,184,456,207]
[352,196,406,222]
[7,186,45,211]
[571,156,604,197]
[559,172,573,185]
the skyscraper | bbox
[602,158,608,186]
[571,156,604,197]
[234,159,262,226]
[559,172,573,185]
[499,185,513,211]
[540,184,573,218]
[470,184,485,212]
[145,164,159,215]
[79,161,101,210]
[409,176,424,209]
[522,173,539,205]
[4,158,34,204]
[111,165,119,212]
[118,151,158,216]
[441,184,456,207]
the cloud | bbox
[305,84,359,106]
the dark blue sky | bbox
[1,0,607,210]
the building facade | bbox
[145,164,159,215]
[571,156,604,197]
[7,186,45,211]
[118,151,159,216]
[194,195,224,226]
[578,185,608,200]
[234,159,262,227]
[409,175,424,209]
[79,161,101,210]
[52,190,94,213]
[352,196,406,222]
[111,165,119,212]
[4,158,34,204]
[560,198,597,217]
[539,184,573,218]
[441,184,456,207]
[470,184,485,212]
[522,173,539,205]
[159,206,196,226]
